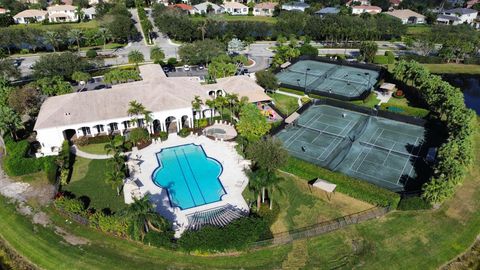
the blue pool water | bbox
[152,144,226,210]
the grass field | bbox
[0,123,479,269]
[405,25,431,36]
[421,64,480,75]
[190,14,276,23]
[63,157,125,213]
[10,20,100,31]
[351,92,380,108]
[77,143,109,155]
[268,93,299,115]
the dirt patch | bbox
[54,227,90,246]
[32,212,50,227]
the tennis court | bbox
[276,60,380,99]
[276,105,426,191]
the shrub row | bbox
[177,216,270,252]
[136,1,153,45]
[379,103,430,118]
[75,135,112,146]
[281,157,400,208]
[397,196,432,211]
[3,137,56,178]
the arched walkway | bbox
[181,115,190,129]
[63,129,76,141]
[153,119,162,133]
[165,116,177,133]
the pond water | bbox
[444,76,480,115]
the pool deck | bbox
[123,133,250,236]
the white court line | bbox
[284,113,320,148]
[314,117,355,161]
[353,129,384,172]
[382,142,397,166]
[348,128,381,171]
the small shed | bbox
[379,83,396,94]
[285,112,300,124]
[311,178,337,200]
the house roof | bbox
[437,14,461,21]
[315,7,340,14]
[223,2,248,9]
[352,5,382,11]
[173,3,193,10]
[83,7,96,15]
[384,9,425,19]
[389,0,401,5]
[0,8,7,13]
[443,8,477,15]
[193,2,222,11]
[47,4,76,11]
[34,65,269,130]
[254,2,277,9]
[204,76,271,103]
[13,9,47,18]
[49,12,70,18]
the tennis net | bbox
[358,141,419,158]
[295,123,346,140]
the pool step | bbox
[186,204,247,231]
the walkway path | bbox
[70,145,112,160]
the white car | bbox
[183,65,190,71]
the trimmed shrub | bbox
[398,196,432,210]
[197,118,208,128]
[89,212,129,237]
[399,55,443,64]
[128,128,149,145]
[178,216,269,252]
[44,159,58,184]
[86,49,98,59]
[143,231,175,248]
[54,196,86,215]
[3,137,55,177]
[74,135,112,147]
[178,128,190,138]
[385,51,395,64]
[282,157,400,208]
[373,55,389,65]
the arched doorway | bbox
[63,129,76,140]
[208,90,216,98]
[153,119,162,133]
[216,89,223,97]
[165,116,177,133]
[77,127,91,137]
[181,115,190,129]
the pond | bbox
[444,75,480,115]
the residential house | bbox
[33,64,271,157]
[13,9,47,24]
[0,7,8,14]
[446,0,465,6]
[192,2,224,14]
[346,0,370,5]
[82,7,96,20]
[437,8,478,25]
[351,5,382,14]
[466,0,479,8]
[223,1,248,15]
[384,9,426,24]
[47,4,78,22]
[172,3,194,14]
[281,1,310,12]
[389,0,402,8]
[315,7,340,17]
[253,2,277,16]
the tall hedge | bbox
[282,157,400,208]
[3,137,56,177]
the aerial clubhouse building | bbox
[34,64,271,157]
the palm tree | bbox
[104,136,125,155]
[74,5,84,22]
[68,29,83,52]
[247,169,268,211]
[127,100,146,121]
[265,173,284,210]
[44,31,60,52]
[0,106,24,141]
[191,95,203,128]
[225,93,238,122]
[143,109,154,134]
[97,28,111,50]
[205,99,216,124]
[197,20,208,41]
[105,169,124,196]
[120,195,169,240]
[128,50,145,66]
[214,95,228,120]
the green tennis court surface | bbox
[276,60,380,99]
[276,105,426,191]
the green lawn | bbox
[381,96,430,118]
[351,92,380,108]
[77,143,109,155]
[421,64,480,75]
[0,123,480,269]
[190,14,276,23]
[405,25,431,36]
[268,93,299,115]
[63,157,125,213]
[10,20,100,31]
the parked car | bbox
[198,64,204,70]
[183,65,190,71]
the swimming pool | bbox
[152,144,226,210]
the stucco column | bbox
[176,119,181,132]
